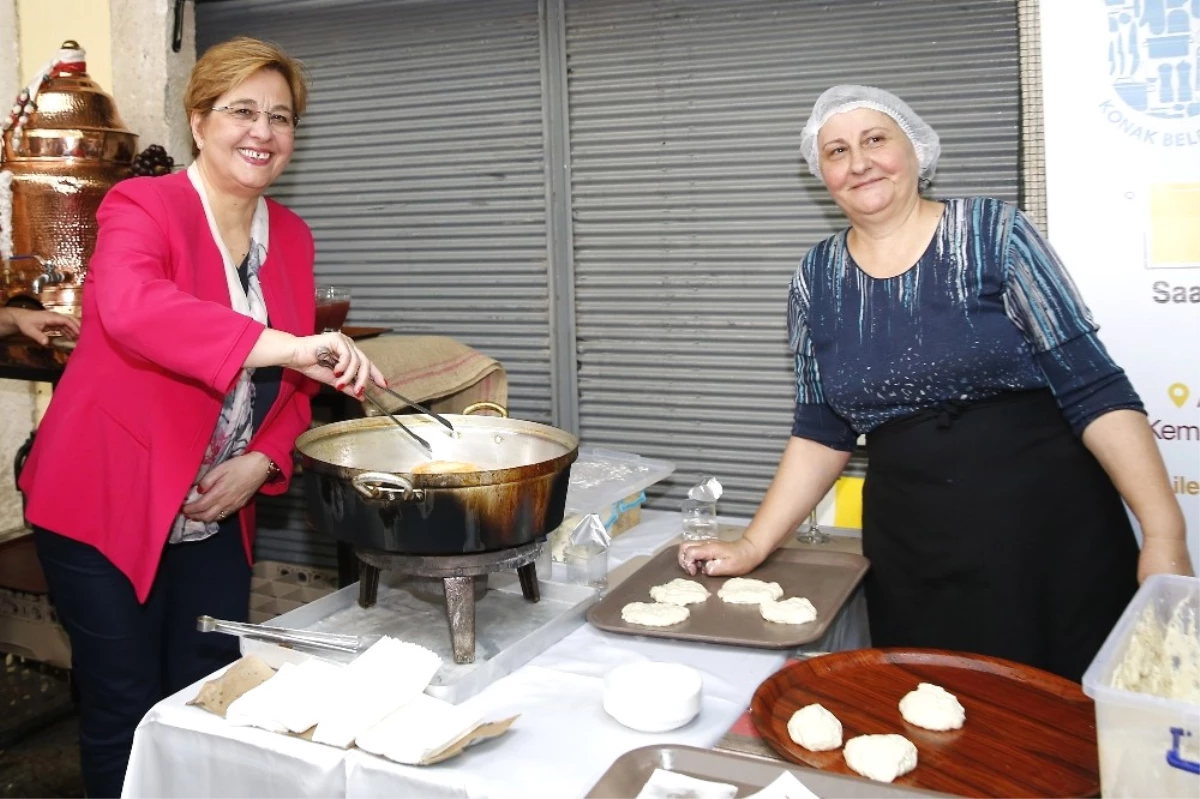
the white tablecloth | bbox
[123,511,868,798]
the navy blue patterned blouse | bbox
[787,198,1144,452]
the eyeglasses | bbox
[211,105,300,132]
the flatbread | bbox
[620,602,690,627]
[760,597,818,625]
[717,577,783,605]
[649,578,711,606]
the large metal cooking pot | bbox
[296,413,578,554]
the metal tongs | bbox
[363,384,460,456]
[361,392,435,455]
[315,349,454,456]
[378,384,455,430]
[197,615,365,654]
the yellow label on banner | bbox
[1149,183,1200,267]
[834,476,864,529]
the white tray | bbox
[242,571,598,704]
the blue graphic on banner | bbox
[1104,0,1198,119]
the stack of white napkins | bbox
[224,636,442,748]
[311,636,443,748]
[355,693,485,765]
[219,637,501,764]
[226,658,345,733]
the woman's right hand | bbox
[288,331,386,397]
[678,536,767,578]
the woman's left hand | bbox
[181,453,272,523]
[1137,536,1195,583]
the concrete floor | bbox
[0,656,83,798]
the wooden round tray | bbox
[750,648,1100,798]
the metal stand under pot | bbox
[355,541,543,664]
[296,406,577,665]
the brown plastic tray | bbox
[587,545,869,648]
[585,744,955,798]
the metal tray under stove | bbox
[585,744,955,798]
[240,570,597,704]
[588,545,868,648]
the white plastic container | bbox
[1081,574,1200,798]
[603,661,702,733]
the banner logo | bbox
[1105,0,1198,121]
[1100,1,1200,148]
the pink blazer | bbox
[20,171,318,602]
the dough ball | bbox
[786,703,843,752]
[760,597,818,625]
[843,734,918,783]
[649,578,711,606]
[621,601,690,627]
[899,682,965,731]
[717,577,784,605]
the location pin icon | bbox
[1168,383,1190,408]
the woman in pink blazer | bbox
[18,37,382,798]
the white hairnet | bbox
[800,85,941,185]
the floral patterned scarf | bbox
[169,164,270,543]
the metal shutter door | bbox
[564,0,1020,516]
[198,0,549,567]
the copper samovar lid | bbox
[2,40,136,165]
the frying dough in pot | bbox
[717,577,783,605]
[410,460,479,475]
[760,597,818,625]
[621,602,690,627]
[843,734,918,783]
[649,578,711,606]
[786,703,843,751]
[898,682,965,731]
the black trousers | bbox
[862,390,1139,683]
[34,522,250,798]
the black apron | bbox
[862,389,1139,682]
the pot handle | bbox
[352,472,426,502]
[461,401,508,418]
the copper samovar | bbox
[0,41,137,314]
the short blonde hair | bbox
[185,36,310,155]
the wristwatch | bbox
[263,458,282,483]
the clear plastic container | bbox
[563,543,608,591]
[680,498,718,541]
[564,447,675,531]
[561,515,610,592]
[1081,574,1200,798]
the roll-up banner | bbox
[1041,1,1199,573]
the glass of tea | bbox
[314,285,351,332]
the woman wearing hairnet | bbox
[679,85,1192,682]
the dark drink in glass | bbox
[314,286,351,332]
